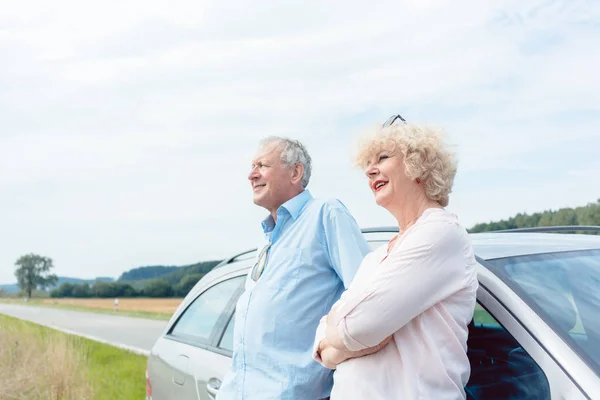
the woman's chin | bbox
[374,193,391,208]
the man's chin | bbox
[252,194,266,208]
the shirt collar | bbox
[261,190,313,232]
[282,189,312,220]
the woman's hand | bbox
[319,339,350,369]
[317,335,394,370]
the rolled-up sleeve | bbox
[327,221,469,351]
[322,201,371,288]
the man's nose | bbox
[248,167,259,181]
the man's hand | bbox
[317,335,394,370]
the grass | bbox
[0,314,147,400]
[473,304,499,326]
[0,298,178,321]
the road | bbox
[0,304,168,355]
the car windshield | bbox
[487,249,600,377]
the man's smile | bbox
[253,183,266,192]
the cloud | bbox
[1,0,599,283]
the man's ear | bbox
[291,163,304,185]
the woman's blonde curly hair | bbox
[355,123,458,207]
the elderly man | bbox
[217,137,371,399]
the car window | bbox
[170,276,244,345]
[466,303,550,400]
[486,249,600,376]
[219,313,235,352]
[473,303,500,326]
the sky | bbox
[1,0,599,284]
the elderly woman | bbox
[313,116,478,399]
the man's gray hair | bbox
[259,136,312,188]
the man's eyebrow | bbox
[251,158,267,166]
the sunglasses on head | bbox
[382,114,407,128]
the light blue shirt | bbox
[217,190,371,400]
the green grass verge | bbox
[85,335,148,400]
[0,314,147,400]
[0,299,172,321]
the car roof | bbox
[213,226,600,272]
[470,232,600,260]
[362,225,600,260]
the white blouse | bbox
[313,208,478,399]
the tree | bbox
[121,284,138,297]
[175,273,204,297]
[71,283,93,298]
[92,281,119,298]
[468,200,600,234]
[90,281,138,298]
[142,279,173,298]
[50,282,76,298]
[14,254,58,299]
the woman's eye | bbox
[378,154,389,162]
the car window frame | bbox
[216,311,236,355]
[165,272,246,355]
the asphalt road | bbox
[0,304,168,355]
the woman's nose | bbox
[365,163,378,178]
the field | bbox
[0,314,146,400]
[0,297,183,320]
[39,297,183,313]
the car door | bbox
[473,283,591,399]
[467,301,552,399]
[149,273,245,400]
[204,310,236,398]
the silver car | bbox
[146,226,600,400]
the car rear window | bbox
[170,276,244,346]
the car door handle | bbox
[206,377,221,397]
